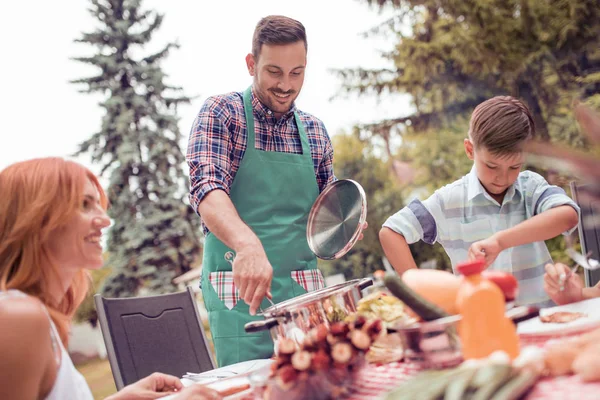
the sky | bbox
[0,0,410,175]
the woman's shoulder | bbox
[0,293,51,341]
[0,293,57,399]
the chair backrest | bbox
[571,182,600,287]
[95,287,216,390]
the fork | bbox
[558,237,600,291]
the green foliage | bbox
[340,0,600,142]
[319,130,403,279]
[74,266,113,325]
[72,0,201,297]
[333,0,600,270]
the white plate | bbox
[162,359,273,400]
[161,377,253,400]
[183,359,273,384]
[517,297,600,337]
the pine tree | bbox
[71,0,201,297]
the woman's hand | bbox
[106,372,184,399]
[171,384,223,400]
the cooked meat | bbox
[540,311,587,324]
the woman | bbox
[0,158,221,400]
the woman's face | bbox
[46,179,110,273]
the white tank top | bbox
[0,290,94,400]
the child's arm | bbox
[469,205,579,266]
[379,227,418,275]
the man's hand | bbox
[544,263,584,305]
[357,221,368,241]
[234,245,273,315]
[468,235,503,267]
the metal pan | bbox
[306,179,367,260]
[244,278,373,351]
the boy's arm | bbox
[379,227,418,275]
[380,195,441,275]
[469,205,579,264]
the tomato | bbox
[481,270,519,301]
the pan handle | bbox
[358,278,373,291]
[244,318,279,333]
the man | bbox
[187,15,337,366]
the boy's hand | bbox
[468,236,502,267]
[544,262,584,305]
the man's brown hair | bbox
[468,96,536,156]
[252,15,307,59]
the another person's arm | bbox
[544,262,600,305]
[187,97,272,316]
[107,372,222,400]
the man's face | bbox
[464,138,524,201]
[245,41,306,119]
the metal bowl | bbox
[306,179,367,260]
[390,306,539,369]
[393,316,463,369]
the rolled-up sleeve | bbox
[383,196,439,245]
[529,176,581,235]
[186,97,233,216]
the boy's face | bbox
[464,138,524,201]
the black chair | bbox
[95,287,216,390]
[571,182,600,286]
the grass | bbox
[77,357,117,400]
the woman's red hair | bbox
[0,157,108,346]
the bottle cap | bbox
[456,259,486,276]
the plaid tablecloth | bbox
[347,332,600,400]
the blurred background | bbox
[1,0,598,397]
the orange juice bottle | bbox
[455,259,520,360]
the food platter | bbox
[517,297,600,337]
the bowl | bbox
[391,315,463,369]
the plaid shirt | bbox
[187,88,336,234]
[383,166,580,307]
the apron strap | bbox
[243,86,310,157]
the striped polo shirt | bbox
[383,166,580,307]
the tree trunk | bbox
[516,80,550,142]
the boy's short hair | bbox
[252,15,307,59]
[468,96,535,156]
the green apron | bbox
[201,87,325,367]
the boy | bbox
[380,96,580,307]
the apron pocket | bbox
[291,269,326,295]
[208,271,240,310]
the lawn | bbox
[77,357,117,400]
